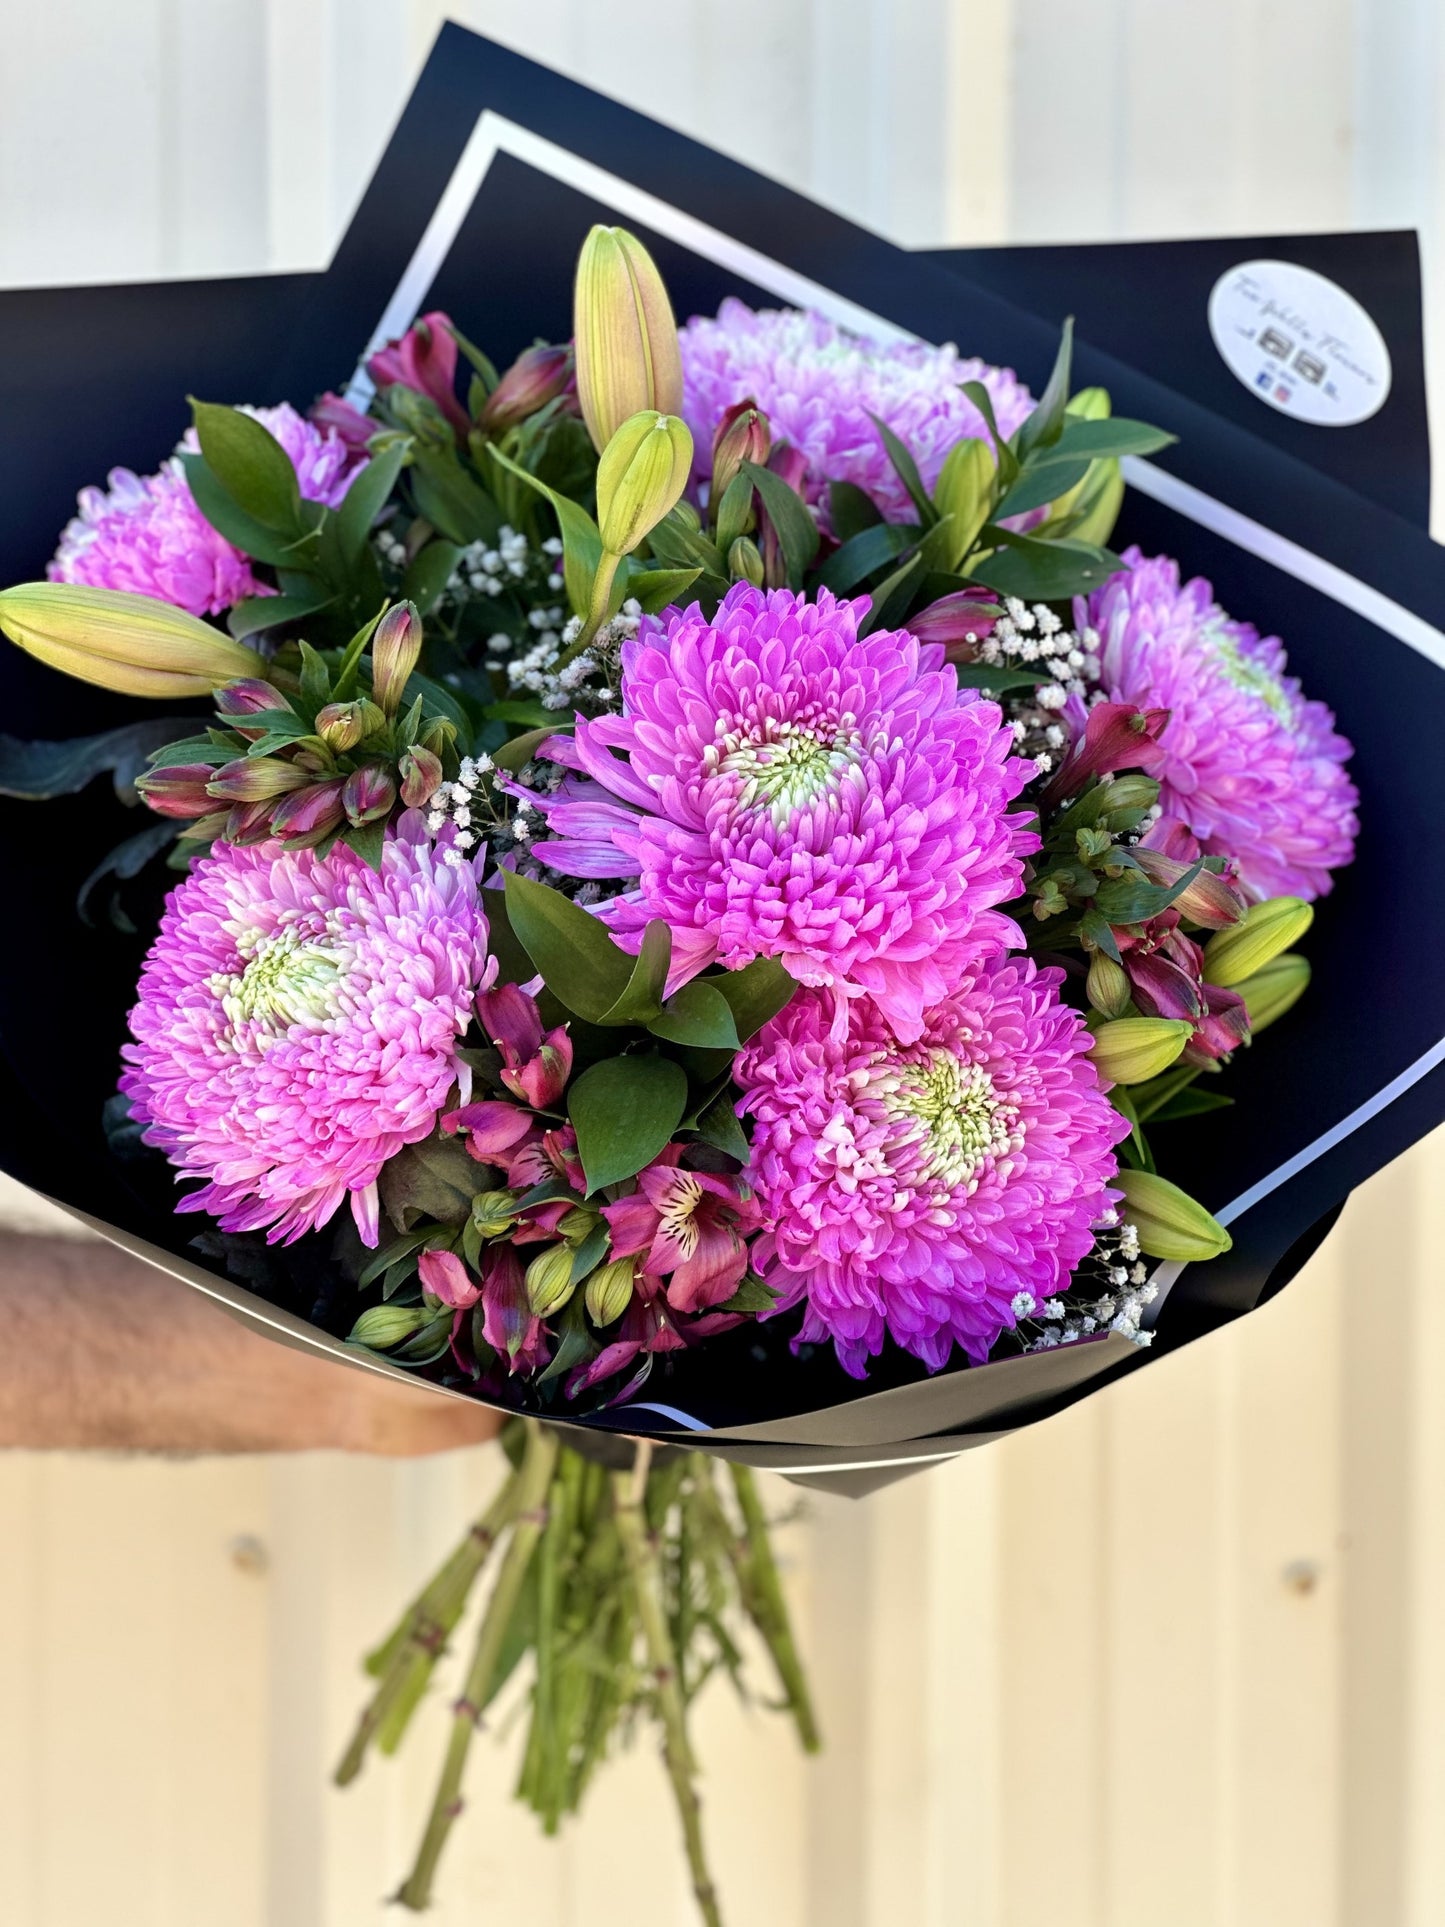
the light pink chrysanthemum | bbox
[1080,550,1358,901]
[735,960,1129,1377]
[678,299,1034,523]
[50,403,367,617]
[120,815,491,1247]
[533,584,1037,1043]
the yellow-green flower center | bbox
[890,1049,1016,1188]
[1206,619,1294,725]
[214,924,345,1038]
[710,717,863,825]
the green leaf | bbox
[1014,317,1074,458]
[994,458,1092,521]
[627,567,702,615]
[331,605,386,701]
[226,588,335,638]
[1079,907,1122,964]
[567,1055,688,1192]
[959,382,1020,485]
[1109,1085,1156,1173]
[537,1292,599,1386]
[828,480,883,541]
[1049,417,1178,462]
[969,528,1123,602]
[741,462,820,590]
[0,718,208,801]
[1092,858,1205,925]
[1149,1087,1235,1122]
[859,550,925,634]
[645,506,728,576]
[77,819,178,927]
[486,442,603,617]
[146,736,237,769]
[491,723,569,775]
[357,1228,438,1290]
[378,1131,478,1231]
[598,920,672,1026]
[336,440,408,567]
[297,640,331,707]
[710,957,798,1041]
[866,413,937,526]
[814,521,916,595]
[180,452,310,566]
[502,869,636,1022]
[403,541,463,615]
[953,664,1049,694]
[392,1312,457,1366]
[693,1088,750,1163]
[648,979,741,1049]
[715,1272,779,1315]
[483,699,555,727]
[190,399,304,532]
[567,1218,612,1285]
[929,437,996,569]
[713,470,756,554]
[342,820,386,871]
[408,444,501,547]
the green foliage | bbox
[567,1055,689,1192]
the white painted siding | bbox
[2,7,1444,1922]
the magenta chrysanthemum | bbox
[533,584,1036,1043]
[1081,550,1358,900]
[678,299,1034,523]
[120,816,491,1247]
[734,960,1129,1377]
[50,403,367,616]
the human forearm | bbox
[0,1234,502,1454]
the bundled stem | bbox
[728,1464,822,1753]
[611,1442,721,1927]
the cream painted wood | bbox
[3,6,1445,1924]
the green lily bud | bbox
[595,411,694,556]
[1067,386,1113,422]
[1115,1169,1232,1262]
[0,582,265,698]
[370,601,423,714]
[932,436,996,569]
[585,1254,638,1328]
[1089,1017,1192,1084]
[728,535,765,586]
[1202,896,1314,987]
[573,225,684,451]
[1064,461,1125,548]
[1086,951,1133,1020]
[1235,953,1311,1035]
[348,1303,430,1350]
[471,1189,520,1238]
[524,1243,577,1318]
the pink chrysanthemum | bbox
[679,299,1034,523]
[734,960,1129,1377]
[120,815,491,1247]
[1081,550,1358,900]
[533,584,1037,1043]
[50,403,367,617]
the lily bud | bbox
[595,412,694,556]
[399,746,444,808]
[573,224,684,451]
[269,778,347,842]
[370,601,423,714]
[0,582,264,698]
[479,342,577,435]
[1235,953,1311,1035]
[136,764,221,819]
[471,1190,521,1239]
[1114,1169,1232,1262]
[728,536,765,587]
[711,401,771,501]
[1132,847,1244,930]
[525,1243,578,1318]
[1202,896,1314,987]
[342,764,396,826]
[1085,950,1132,1020]
[1089,1017,1193,1084]
[585,1254,638,1327]
[214,679,297,742]
[206,756,310,803]
[316,699,384,752]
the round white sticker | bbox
[1207,258,1392,427]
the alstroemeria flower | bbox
[367,311,470,437]
[1044,698,1169,803]
[418,1247,482,1373]
[602,1148,763,1314]
[477,983,573,1110]
[479,1247,551,1375]
[1118,913,1250,1065]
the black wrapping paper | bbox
[2,24,1442,1491]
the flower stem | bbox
[728,1464,821,1754]
[395,1419,560,1911]
[561,550,622,662]
[612,1443,724,1927]
[334,1463,525,1785]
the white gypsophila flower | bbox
[1011,1291,1036,1319]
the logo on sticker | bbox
[1207,259,1392,428]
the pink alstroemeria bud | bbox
[269,779,347,842]
[478,983,573,1110]
[206,756,310,803]
[481,1247,547,1369]
[711,399,772,501]
[137,763,221,819]
[1133,847,1244,930]
[369,601,423,715]
[213,678,297,742]
[366,311,469,437]
[341,764,396,827]
[1044,700,1170,804]
[418,1248,482,1313]
[398,746,443,808]
[309,391,376,450]
[224,799,275,845]
[479,343,577,435]
[907,589,1004,657]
